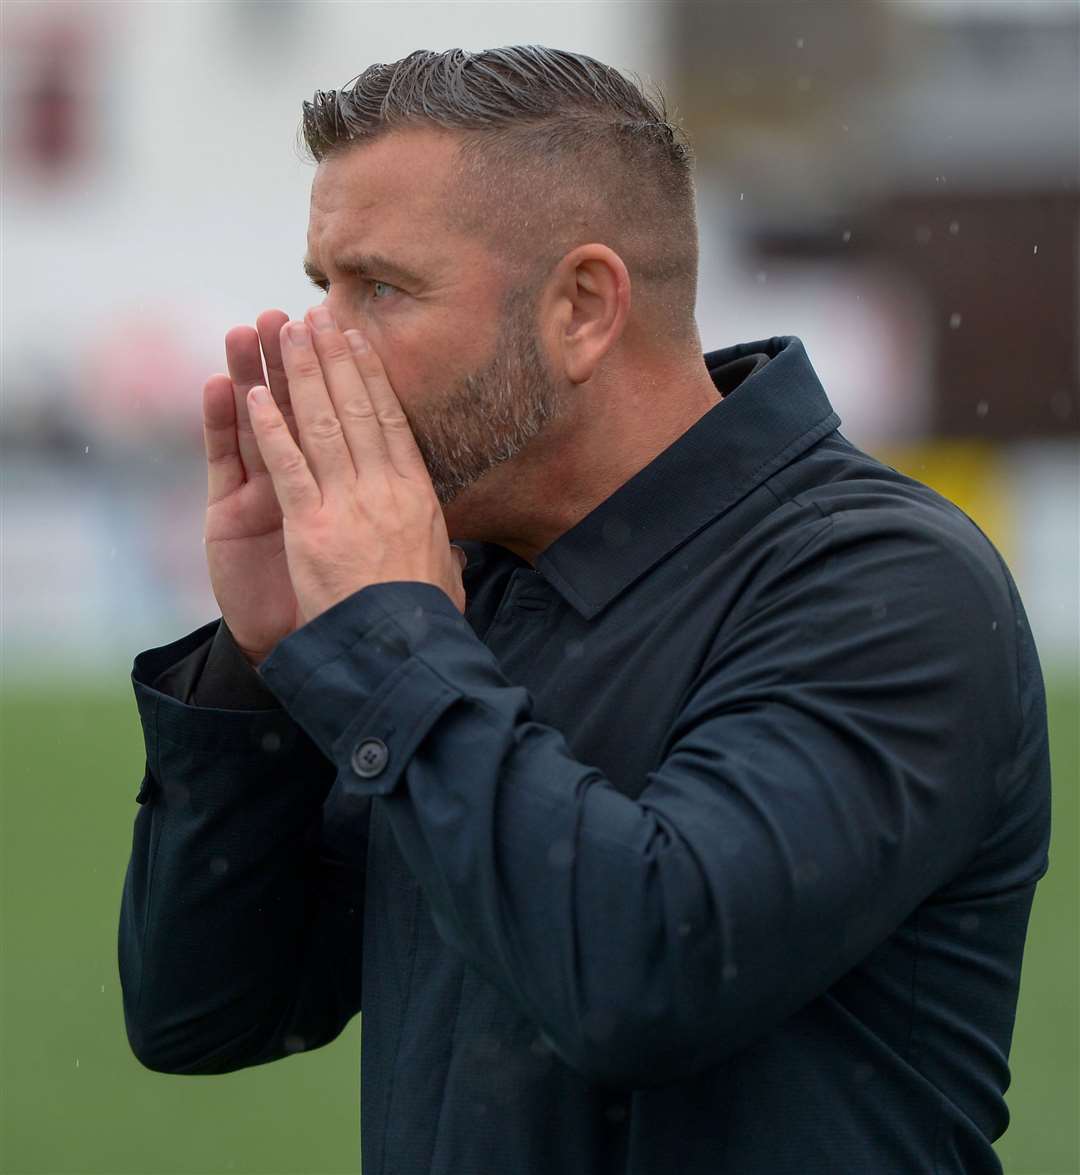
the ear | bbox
[545,244,631,385]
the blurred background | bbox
[1,1,1076,1173]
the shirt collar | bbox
[467,335,841,621]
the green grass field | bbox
[1,677,1076,1175]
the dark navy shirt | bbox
[119,335,1051,1174]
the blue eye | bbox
[371,280,397,300]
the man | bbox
[118,46,1051,1175]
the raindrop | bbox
[163,780,191,807]
[976,400,989,418]
[796,858,822,885]
[1033,244,1039,255]
[582,1006,618,1040]
[796,37,805,49]
[75,1058,80,1068]
[530,1035,554,1058]
[949,312,963,330]
[601,516,632,548]
[842,229,852,243]
[948,220,960,235]
[719,834,741,858]
[100,985,105,993]
[841,122,849,132]
[261,730,282,753]
[991,621,998,632]
[84,446,90,454]
[548,839,574,869]
[739,192,744,201]
[210,856,230,876]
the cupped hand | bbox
[202,309,303,667]
[243,305,468,627]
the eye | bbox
[371,280,398,300]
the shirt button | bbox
[350,737,389,778]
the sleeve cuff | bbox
[132,620,310,756]
[193,619,283,710]
[257,581,467,796]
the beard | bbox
[403,286,567,507]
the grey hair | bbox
[298,46,700,345]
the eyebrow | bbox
[302,252,424,289]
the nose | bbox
[320,290,368,335]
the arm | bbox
[254,507,1027,1089]
[118,619,368,1075]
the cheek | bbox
[377,309,474,386]
[373,294,501,401]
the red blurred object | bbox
[79,309,210,449]
[6,10,102,183]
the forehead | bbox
[307,128,468,258]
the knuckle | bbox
[379,410,411,429]
[280,452,308,476]
[318,341,352,365]
[340,398,378,422]
[307,413,343,441]
[292,357,323,380]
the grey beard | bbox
[406,294,566,507]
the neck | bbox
[442,354,722,566]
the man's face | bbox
[304,127,567,511]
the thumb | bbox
[450,543,468,573]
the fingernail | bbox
[345,330,368,353]
[309,305,334,332]
[288,322,309,345]
[249,385,269,405]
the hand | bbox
[202,309,304,668]
[244,305,468,627]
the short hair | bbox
[298,46,700,345]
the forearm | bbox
[120,625,365,1075]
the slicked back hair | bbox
[299,46,700,347]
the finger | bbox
[246,385,321,515]
[203,373,245,503]
[303,307,394,478]
[281,317,361,488]
[255,309,299,445]
[224,325,271,477]
[342,329,429,480]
